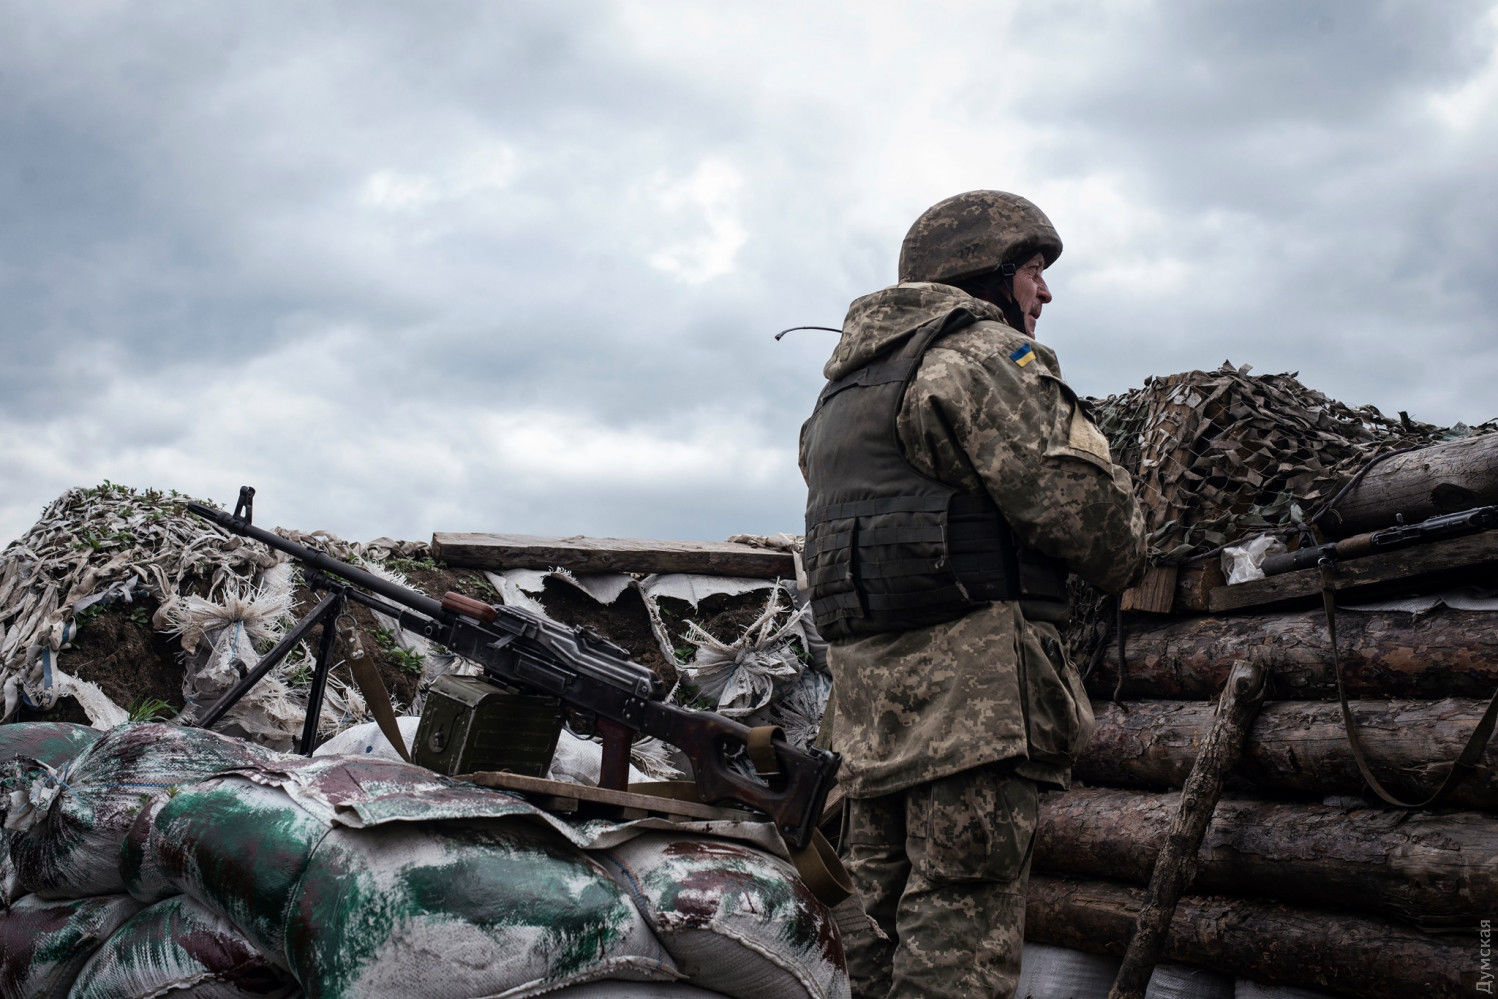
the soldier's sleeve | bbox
[901,334,1147,594]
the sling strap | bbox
[1318,559,1498,808]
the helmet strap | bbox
[995,262,1028,334]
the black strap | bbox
[1318,559,1498,808]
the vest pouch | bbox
[856,506,971,623]
[804,515,864,639]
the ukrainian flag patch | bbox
[1010,344,1036,367]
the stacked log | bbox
[1029,433,1498,997]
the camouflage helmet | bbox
[898,190,1062,284]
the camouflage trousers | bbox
[840,763,1039,999]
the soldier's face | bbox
[1010,253,1051,336]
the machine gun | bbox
[186,487,840,850]
[1261,505,1498,577]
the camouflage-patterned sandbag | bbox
[0,721,103,770]
[546,984,730,997]
[3,722,283,899]
[0,893,142,997]
[67,894,299,999]
[286,821,680,997]
[121,775,332,958]
[598,833,850,999]
[127,769,679,996]
[0,722,107,904]
[120,749,845,998]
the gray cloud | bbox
[3,0,1495,547]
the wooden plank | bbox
[1206,528,1498,614]
[1119,564,1179,614]
[432,532,796,578]
[459,771,745,822]
[1171,559,1224,614]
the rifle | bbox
[1261,505,1498,577]
[186,488,840,850]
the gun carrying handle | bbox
[442,591,498,624]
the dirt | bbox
[25,600,184,724]
[532,578,677,688]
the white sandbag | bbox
[598,832,850,999]
[1236,979,1337,998]
[548,729,672,786]
[1017,942,1118,999]
[1147,962,1234,999]
[313,716,420,760]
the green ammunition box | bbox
[413,673,564,777]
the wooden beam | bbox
[459,771,744,822]
[1170,559,1225,614]
[1325,432,1498,536]
[1206,528,1498,614]
[1035,787,1498,929]
[431,533,796,578]
[1078,697,1498,812]
[1027,875,1471,998]
[1092,607,1498,701]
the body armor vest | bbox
[802,308,1068,642]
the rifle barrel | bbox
[186,501,448,620]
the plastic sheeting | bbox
[1017,946,1235,999]
[1146,963,1234,999]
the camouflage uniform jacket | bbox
[799,282,1145,797]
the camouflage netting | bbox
[0,484,409,744]
[1088,361,1496,563]
[0,483,830,775]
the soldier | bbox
[799,191,1145,998]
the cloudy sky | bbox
[4,1,1496,547]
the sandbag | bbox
[67,894,299,999]
[99,738,847,998]
[1146,962,1234,999]
[599,833,849,999]
[1235,980,1337,998]
[122,776,332,957]
[0,893,142,998]
[285,821,680,998]
[1017,942,1118,998]
[0,721,103,769]
[4,723,282,898]
[311,717,418,761]
[548,984,730,997]
[0,722,108,903]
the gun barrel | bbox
[186,501,448,620]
